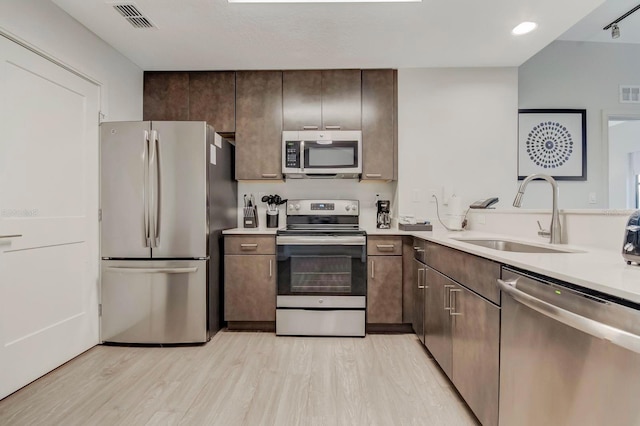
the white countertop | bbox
[224,225,640,304]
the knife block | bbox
[243,206,259,228]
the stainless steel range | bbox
[276,199,366,337]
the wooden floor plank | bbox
[0,331,478,426]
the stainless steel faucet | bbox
[513,174,562,244]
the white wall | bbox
[0,0,143,121]
[397,67,519,222]
[609,120,640,209]
[519,40,640,209]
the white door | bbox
[0,35,100,399]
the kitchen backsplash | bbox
[237,180,397,229]
[467,209,632,252]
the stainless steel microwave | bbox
[282,130,362,178]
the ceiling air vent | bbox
[620,85,640,104]
[112,3,156,29]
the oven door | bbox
[276,235,366,297]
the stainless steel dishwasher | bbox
[498,267,640,426]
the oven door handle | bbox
[276,235,366,246]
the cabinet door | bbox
[367,256,402,324]
[235,71,283,180]
[189,71,235,134]
[402,237,414,323]
[321,69,361,130]
[412,259,425,342]
[224,254,276,321]
[143,72,189,121]
[282,70,322,130]
[451,284,500,426]
[362,69,396,181]
[425,270,453,379]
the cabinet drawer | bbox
[367,236,402,256]
[429,244,501,304]
[224,235,276,255]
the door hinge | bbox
[98,111,106,123]
[98,303,102,316]
[98,209,102,221]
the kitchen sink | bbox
[453,238,581,254]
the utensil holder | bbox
[266,210,279,228]
[243,206,259,228]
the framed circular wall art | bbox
[518,109,587,180]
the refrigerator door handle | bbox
[106,266,198,274]
[149,129,160,248]
[143,130,150,247]
[153,130,161,247]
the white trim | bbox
[0,27,108,118]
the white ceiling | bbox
[559,0,640,44]
[52,0,606,70]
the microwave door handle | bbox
[300,141,305,172]
[316,140,333,145]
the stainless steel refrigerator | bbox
[99,121,236,344]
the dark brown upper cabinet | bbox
[361,69,398,181]
[235,71,283,180]
[143,72,189,121]
[282,70,361,131]
[188,71,236,135]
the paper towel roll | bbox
[448,195,463,216]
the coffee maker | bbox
[376,200,391,229]
[623,210,640,265]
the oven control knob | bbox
[288,204,294,211]
[294,204,301,211]
[345,205,351,211]
[318,299,324,304]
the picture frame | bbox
[518,109,587,181]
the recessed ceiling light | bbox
[229,0,420,3]
[512,21,537,36]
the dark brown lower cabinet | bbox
[451,283,500,426]
[422,243,501,426]
[224,254,276,324]
[367,256,402,324]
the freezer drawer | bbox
[101,260,208,344]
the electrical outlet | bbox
[476,214,486,225]
[412,189,421,203]
[588,192,597,204]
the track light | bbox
[611,23,620,39]
[603,4,640,40]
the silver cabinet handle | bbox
[417,268,425,289]
[240,243,258,250]
[303,125,319,130]
[376,244,395,250]
[0,234,22,239]
[269,259,273,278]
[106,266,197,274]
[365,174,382,178]
[449,289,462,316]
[143,130,150,247]
[371,260,375,279]
[497,278,640,355]
[324,125,341,130]
[444,284,455,310]
[300,141,305,172]
[261,174,278,178]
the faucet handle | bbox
[537,221,551,237]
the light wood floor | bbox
[0,331,478,426]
